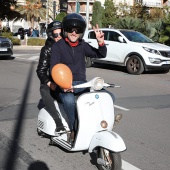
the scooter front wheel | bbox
[97,148,122,170]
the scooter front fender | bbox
[88,131,126,153]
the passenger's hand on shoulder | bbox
[93,24,104,45]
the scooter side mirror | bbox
[112,114,123,130]
[115,114,122,123]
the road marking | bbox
[114,104,129,111]
[122,160,141,170]
[14,56,28,60]
[14,56,39,61]
[14,54,28,56]
[28,56,39,60]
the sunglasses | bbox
[66,28,82,34]
[52,32,62,38]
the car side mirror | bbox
[118,36,125,43]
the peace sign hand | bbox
[93,24,104,45]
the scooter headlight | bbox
[92,77,104,90]
[101,120,108,128]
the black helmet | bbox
[46,20,62,38]
[62,13,86,39]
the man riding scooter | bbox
[50,13,115,144]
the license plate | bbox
[0,48,7,51]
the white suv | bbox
[83,28,170,74]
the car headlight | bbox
[149,57,162,64]
[91,77,104,90]
[143,47,160,55]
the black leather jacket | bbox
[36,38,55,84]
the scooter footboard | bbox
[88,131,126,153]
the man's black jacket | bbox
[50,39,107,81]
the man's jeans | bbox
[57,80,88,131]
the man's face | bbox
[53,29,62,42]
[67,28,80,42]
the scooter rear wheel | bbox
[97,148,122,170]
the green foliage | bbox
[91,1,103,28]
[102,0,118,27]
[159,35,169,44]
[145,19,163,42]
[1,31,13,38]
[56,12,67,22]
[91,0,169,45]
[129,2,149,20]
[11,38,21,45]
[27,38,46,46]
[115,17,143,31]
[1,31,20,45]
[159,14,170,45]
[149,7,165,21]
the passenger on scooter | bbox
[36,21,65,133]
[50,13,115,142]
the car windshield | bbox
[120,30,153,43]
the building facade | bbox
[113,0,169,7]
[67,1,94,19]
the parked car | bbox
[0,36,13,57]
[83,28,170,74]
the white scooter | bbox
[37,77,126,170]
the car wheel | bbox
[85,56,92,68]
[126,55,144,75]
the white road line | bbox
[114,104,129,111]
[14,56,39,61]
[28,56,39,60]
[14,54,28,56]
[122,160,141,170]
[14,56,28,60]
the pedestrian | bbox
[30,28,37,37]
[34,27,39,37]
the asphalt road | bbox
[0,46,170,170]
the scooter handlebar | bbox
[73,77,120,90]
[104,83,121,88]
